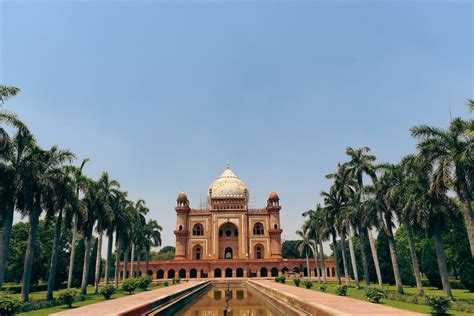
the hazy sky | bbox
[1,0,472,248]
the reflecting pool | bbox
[173,287,281,316]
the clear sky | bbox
[1,0,472,248]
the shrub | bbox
[304,280,313,289]
[293,278,301,287]
[122,278,138,294]
[0,290,21,316]
[425,295,451,315]
[100,285,116,300]
[57,289,79,308]
[279,275,286,283]
[274,276,279,282]
[365,287,385,303]
[319,284,327,292]
[335,285,348,296]
[138,275,152,291]
[163,281,169,287]
[172,278,180,285]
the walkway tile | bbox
[252,280,423,316]
[52,281,206,316]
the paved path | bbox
[250,280,423,316]
[52,281,207,316]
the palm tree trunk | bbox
[458,188,474,257]
[137,251,141,277]
[318,240,326,283]
[67,213,78,288]
[0,205,14,289]
[405,221,424,296]
[347,225,360,289]
[145,250,150,276]
[331,230,341,285]
[367,228,383,287]
[385,222,404,294]
[123,244,130,280]
[339,231,351,286]
[130,243,135,278]
[94,232,103,293]
[114,236,120,287]
[105,230,113,285]
[46,208,63,300]
[359,230,371,286]
[305,251,310,280]
[432,229,453,298]
[80,234,92,295]
[313,244,321,283]
[21,205,41,302]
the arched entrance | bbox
[193,245,203,260]
[190,269,197,278]
[157,269,164,279]
[168,269,175,279]
[179,269,186,278]
[236,268,244,277]
[260,267,268,277]
[214,268,222,278]
[254,244,264,259]
[225,268,233,278]
[271,267,278,277]
[219,222,239,259]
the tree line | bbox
[297,100,473,298]
[0,85,162,302]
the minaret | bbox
[267,192,283,259]
[174,192,190,260]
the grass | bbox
[285,281,474,316]
[15,283,168,316]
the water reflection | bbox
[174,287,277,316]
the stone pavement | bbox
[250,280,423,315]
[52,280,207,316]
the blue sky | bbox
[1,0,472,247]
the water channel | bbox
[170,285,282,316]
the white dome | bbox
[208,166,248,199]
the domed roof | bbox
[268,192,279,201]
[208,166,248,199]
[177,192,188,202]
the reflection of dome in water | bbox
[208,166,248,199]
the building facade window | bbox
[253,223,264,235]
[192,223,204,236]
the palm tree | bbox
[45,167,77,300]
[344,147,383,287]
[370,164,405,294]
[114,193,132,285]
[411,118,474,257]
[143,219,162,276]
[296,227,312,280]
[0,131,35,289]
[303,205,328,283]
[66,158,89,288]
[129,199,149,278]
[321,189,343,285]
[93,172,118,293]
[18,146,74,302]
[0,85,20,104]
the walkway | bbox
[250,280,423,316]
[52,280,207,316]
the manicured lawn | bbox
[285,281,474,316]
[16,283,168,316]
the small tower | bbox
[174,192,190,260]
[267,192,283,259]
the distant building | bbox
[120,166,336,279]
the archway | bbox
[282,267,289,275]
[254,244,264,259]
[224,247,233,259]
[271,267,278,277]
[236,268,244,277]
[303,267,308,277]
[179,268,186,279]
[219,222,239,259]
[147,270,153,276]
[253,222,264,235]
[214,268,222,278]
[327,267,330,277]
[190,268,197,278]
[157,269,164,279]
[225,268,233,278]
[260,267,268,277]
[168,269,175,279]
[192,223,204,236]
[332,267,335,277]
[193,245,203,260]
